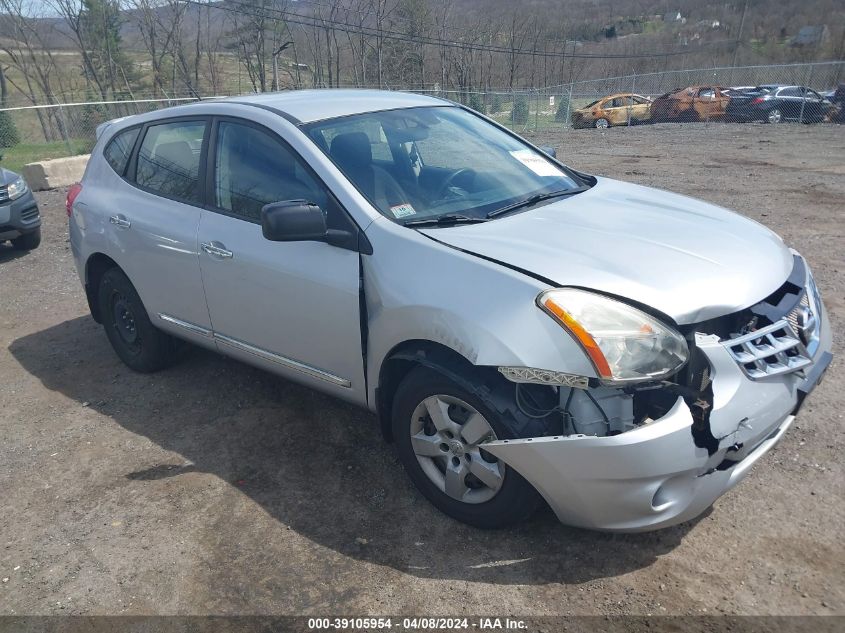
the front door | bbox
[695,87,722,119]
[197,118,366,401]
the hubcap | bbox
[596,118,609,129]
[768,109,782,123]
[409,394,504,504]
[111,292,140,349]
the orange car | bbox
[571,93,652,128]
[650,85,731,122]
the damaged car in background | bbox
[69,90,832,532]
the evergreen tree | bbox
[0,111,20,148]
[490,93,503,114]
[555,94,571,123]
[467,93,484,113]
[511,95,529,125]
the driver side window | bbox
[214,121,328,221]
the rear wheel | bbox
[594,118,609,129]
[11,227,41,251]
[392,366,543,528]
[98,267,177,372]
[766,108,783,124]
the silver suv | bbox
[69,90,832,531]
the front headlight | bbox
[7,177,28,200]
[537,288,689,383]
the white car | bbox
[68,90,832,531]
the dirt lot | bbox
[1,123,843,618]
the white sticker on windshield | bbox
[390,203,416,218]
[509,149,563,177]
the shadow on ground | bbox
[9,316,702,585]
[0,243,31,263]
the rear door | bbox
[631,95,651,121]
[196,117,366,401]
[106,118,213,341]
[602,97,625,125]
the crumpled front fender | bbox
[482,317,831,532]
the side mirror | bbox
[261,199,361,251]
[262,200,327,242]
[539,146,556,158]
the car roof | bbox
[220,89,448,123]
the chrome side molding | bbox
[158,313,212,337]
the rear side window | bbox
[103,127,139,175]
[135,120,206,203]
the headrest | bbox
[330,132,372,169]
[153,141,194,172]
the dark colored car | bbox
[0,167,41,251]
[725,85,831,124]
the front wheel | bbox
[391,366,543,528]
[594,117,609,129]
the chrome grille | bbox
[786,292,810,334]
[724,320,812,379]
[0,186,8,202]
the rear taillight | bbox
[751,97,765,105]
[66,183,82,217]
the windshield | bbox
[304,106,583,224]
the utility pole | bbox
[731,0,749,71]
[272,41,294,91]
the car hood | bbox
[0,167,21,186]
[420,177,793,324]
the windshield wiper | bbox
[403,214,489,228]
[486,187,588,218]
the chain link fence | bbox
[0,61,842,172]
[426,61,845,133]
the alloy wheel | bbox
[767,109,783,124]
[595,118,609,129]
[409,394,504,504]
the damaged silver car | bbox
[69,90,832,531]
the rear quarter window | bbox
[103,127,140,176]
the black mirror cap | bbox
[261,200,327,242]
[539,145,557,158]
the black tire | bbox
[11,227,41,251]
[392,366,544,528]
[97,267,177,373]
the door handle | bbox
[109,215,131,229]
[201,241,233,259]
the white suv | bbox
[68,90,832,531]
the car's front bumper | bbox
[484,305,832,532]
[0,189,41,240]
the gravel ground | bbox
[0,123,842,617]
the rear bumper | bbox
[0,190,41,240]
[484,306,832,532]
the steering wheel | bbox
[437,168,476,199]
